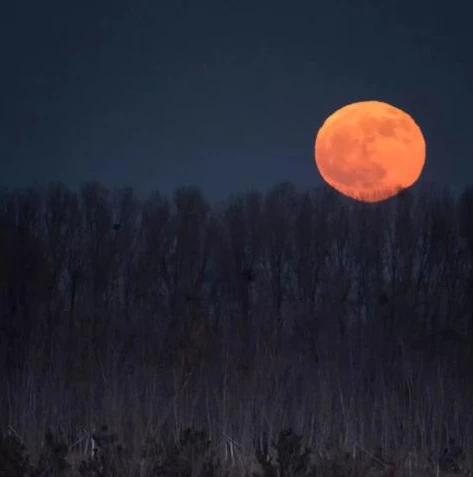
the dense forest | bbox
[1,181,472,476]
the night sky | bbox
[1,0,472,202]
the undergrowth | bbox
[0,426,469,477]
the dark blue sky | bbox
[1,0,472,201]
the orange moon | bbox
[314,100,426,202]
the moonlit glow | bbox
[314,100,426,202]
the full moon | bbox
[314,100,426,202]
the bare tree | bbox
[218,190,264,346]
[261,182,297,330]
[137,189,171,322]
[108,186,141,324]
[79,182,114,325]
[0,186,47,371]
[458,185,473,341]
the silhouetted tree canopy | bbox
[1,181,473,470]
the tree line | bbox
[1,180,473,468]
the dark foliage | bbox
[31,428,71,477]
[0,431,31,477]
[254,429,314,477]
[142,428,228,477]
